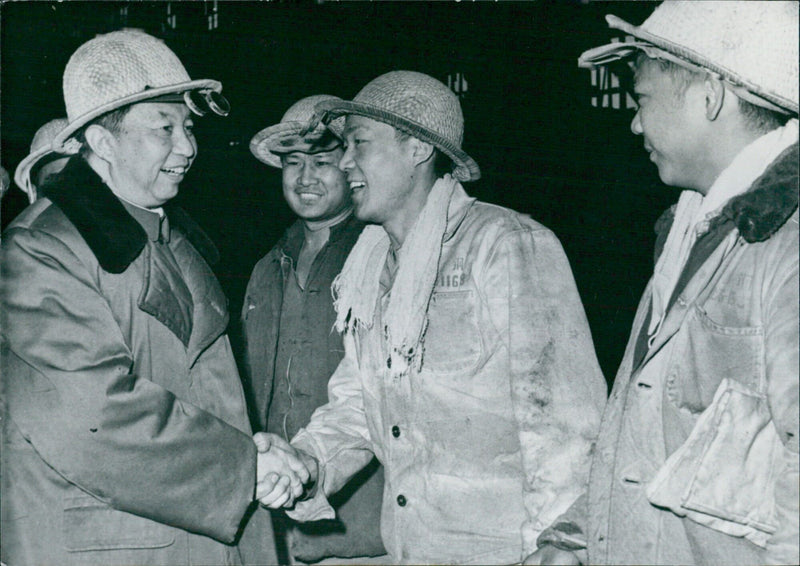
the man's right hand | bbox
[253,432,313,508]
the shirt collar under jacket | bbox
[119,198,170,243]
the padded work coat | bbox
[1,158,268,565]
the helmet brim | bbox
[52,79,221,153]
[579,14,798,115]
[250,119,344,168]
[315,99,481,182]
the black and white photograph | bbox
[1,1,797,564]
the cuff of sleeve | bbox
[299,454,322,501]
[287,435,335,522]
[286,482,335,522]
[536,522,587,552]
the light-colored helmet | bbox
[14,118,74,203]
[0,166,10,199]
[314,71,481,182]
[578,1,799,115]
[52,29,229,152]
[250,95,345,169]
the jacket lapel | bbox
[43,156,224,351]
[635,228,738,371]
[42,157,220,273]
[137,244,194,347]
[632,143,798,373]
[172,230,229,367]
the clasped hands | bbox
[254,432,316,509]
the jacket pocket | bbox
[422,290,482,373]
[63,494,176,552]
[647,378,780,547]
[666,304,763,413]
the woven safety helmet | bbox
[0,166,9,199]
[578,1,799,115]
[250,95,345,169]
[14,118,74,203]
[314,71,481,182]
[53,29,225,152]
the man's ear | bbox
[84,124,117,164]
[408,137,435,168]
[703,74,726,121]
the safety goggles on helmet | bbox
[148,89,230,117]
[184,89,230,117]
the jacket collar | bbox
[42,156,219,273]
[277,212,363,264]
[443,183,477,242]
[640,143,798,371]
[656,142,799,249]
[119,199,170,243]
[275,182,474,262]
[718,142,799,243]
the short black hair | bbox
[736,98,791,134]
[632,52,701,100]
[394,129,454,179]
[632,52,790,133]
[75,105,132,157]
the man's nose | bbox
[299,163,316,186]
[173,127,197,158]
[339,145,354,172]
[630,110,643,135]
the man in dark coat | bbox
[1,29,302,565]
[244,95,385,564]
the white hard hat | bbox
[0,166,10,199]
[250,95,345,169]
[14,118,74,203]
[579,1,799,115]
[53,29,228,152]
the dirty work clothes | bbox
[289,184,607,565]
[1,157,263,565]
[543,143,799,565]
[244,217,365,434]
[243,215,385,562]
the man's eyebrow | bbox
[342,125,364,136]
[156,109,191,121]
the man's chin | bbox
[147,192,178,209]
[353,207,371,222]
[294,205,325,220]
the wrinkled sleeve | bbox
[1,228,256,543]
[482,227,607,558]
[764,240,799,565]
[288,332,375,522]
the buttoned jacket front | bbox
[290,185,607,565]
[546,144,799,565]
[242,215,385,562]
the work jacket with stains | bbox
[1,157,272,566]
[242,215,385,562]
[288,185,607,565]
[541,144,799,565]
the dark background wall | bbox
[1,0,680,386]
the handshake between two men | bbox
[254,432,318,509]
